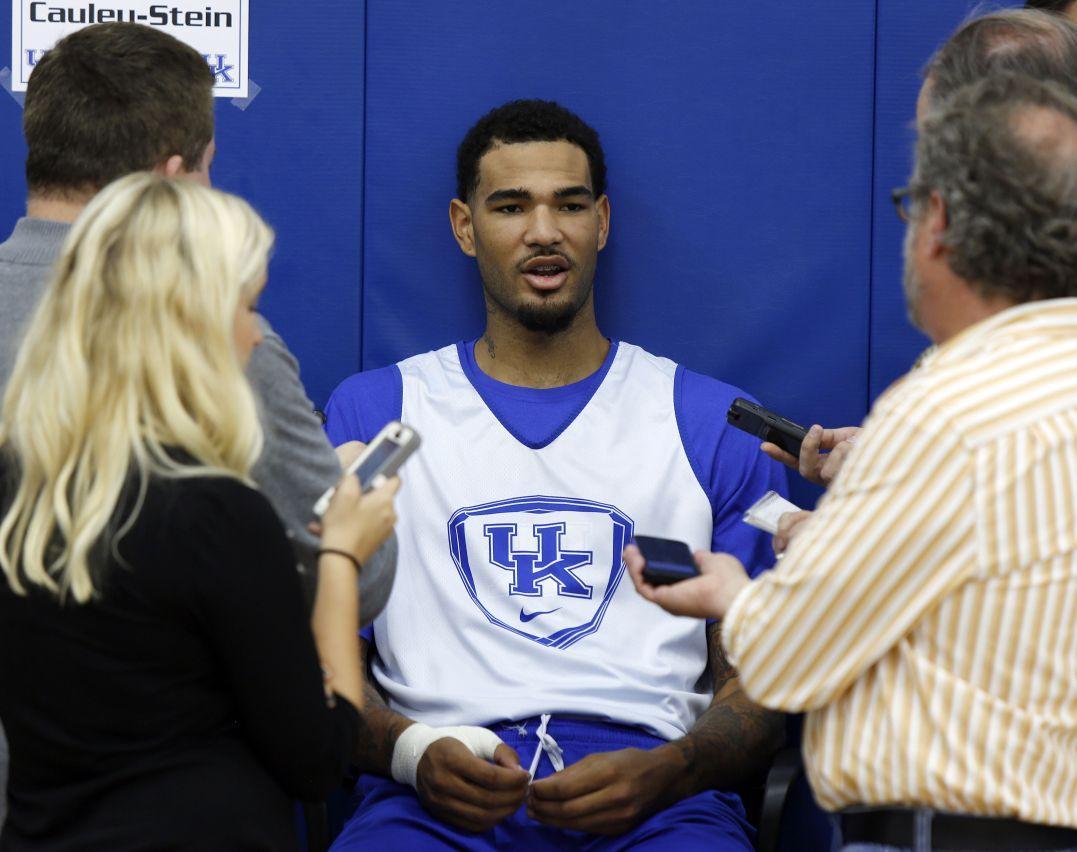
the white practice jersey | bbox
[369,342,714,740]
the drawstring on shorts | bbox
[527,714,564,781]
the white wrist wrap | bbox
[390,723,505,789]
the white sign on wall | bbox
[10,0,249,97]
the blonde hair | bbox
[0,174,274,602]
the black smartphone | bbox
[634,535,700,586]
[726,398,808,458]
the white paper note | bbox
[743,490,802,535]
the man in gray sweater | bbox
[0,23,395,830]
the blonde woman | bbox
[0,174,397,850]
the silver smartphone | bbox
[313,421,420,516]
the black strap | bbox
[840,808,1077,851]
[316,548,363,574]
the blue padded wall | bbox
[212,1,365,408]
[0,5,28,234]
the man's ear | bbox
[450,198,476,257]
[596,194,610,252]
[925,190,948,258]
[154,155,185,178]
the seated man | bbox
[325,99,786,849]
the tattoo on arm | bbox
[353,638,416,776]
[706,618,740,693]
[669,622,785,795]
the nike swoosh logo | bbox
[519,607,560,623]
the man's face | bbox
[902,215,925,330]
[901,191,951,343]
[456,140,609,334]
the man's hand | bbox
[625,544,750,620]
[415,738,530,833]
[527,746,681,835]
[773,510,813,555]
[762,424,860,486]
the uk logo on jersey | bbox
[447,496,634,649]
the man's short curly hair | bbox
[456,100,606,202]
[911,73,1077,303]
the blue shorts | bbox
[331,716,754,851]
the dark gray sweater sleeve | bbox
[246,317,396,625]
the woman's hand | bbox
[334,440,366,470]
[312,473,400,710]
[320,473,400,566]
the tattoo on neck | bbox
[484,334,496,360]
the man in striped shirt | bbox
[628,73,1077,852]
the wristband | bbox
[316,548,363,574]
[390,722,506,789]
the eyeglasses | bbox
[891,186,913,223]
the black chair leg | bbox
[756,746,803,852]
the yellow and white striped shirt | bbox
[723,299,1077,827]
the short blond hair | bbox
[0,174,274,602]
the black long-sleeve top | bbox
[0,471,358,851]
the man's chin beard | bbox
[515,301,579,334]
[902,227,924,331]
